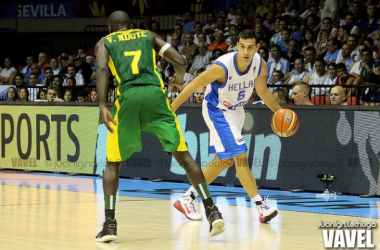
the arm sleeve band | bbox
[159,43,171,57]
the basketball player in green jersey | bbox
[95,11,225,243]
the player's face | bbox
[237,38,258,63]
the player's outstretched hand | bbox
[100,107,117,133]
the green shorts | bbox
[106,85,187,162]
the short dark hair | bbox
[239,29,257,41]
[272,88,289,104]
[47,84,60,95]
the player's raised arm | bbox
[171,64,225,112]
[152,32,187,86]
[254,60,282,113]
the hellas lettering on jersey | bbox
[228,80,254,91]
[117,31,148,42]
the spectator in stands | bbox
[343,34,360,61]
[37,52,49,71]
[336,62,356,99]
[268,70,284,91]
[151,21,166,41]
[63,88,74,102]
[65,76,77,87]
[344,13,361,37]
[360,3,379,37]
[173,24,185,46]
[214,16,229,38]
[58,56,70,76]
[326,62,339,85]
[49,58,60,75]
[175,11,195,33]
[302,29,316,47]
[283,57,309,85]
[76,89,87,102]
[337,25,350,44]
[42,67,54,86]
[227,30,239,53]
[74,54,93,84]
[272,88,289,104]
[7,87,17,101]
[86,56,97,84]
[360,72,380,105]
[284,39,301,71]
[258,47,269,62]
[17,87,29,101]
[271,18,287,45]
[304,46,317,73]
[47,85,62,102]
[193,22,211,45]
[368,18,380,46]
[291,82,313,105]
[316,29,329,57]
[235,14,248,33]
[181,33,199,65]
[188,41,212,76]
[208,30,228,53]
[20,55,34,84]
[263,11,275,31]
[319,17,338,41]
[53,74,64,88]
[350,47,376,83]
[36,89,47,100]
[267,44,289,83]
[335,43,355,72]
[203,12,217,36]
[290,20,302,42]
[14,73,25,86]
[0,57,16,84]
[64,64,84,86]
[37,54,48,72]
[171,32,183,52]
[29,73,42,87]
[29,63,44,85]
[90,89,98,102]
[303,57,330,97]
[319,0,338,26]
[193,87,206,104]
[324,38,340,64]
[330,85,347,105]
[303,15,319,34]
[276,29,291,52]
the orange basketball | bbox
[271,109,299,137]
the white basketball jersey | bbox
[204,52,263,110]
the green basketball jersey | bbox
[102,29,164,93]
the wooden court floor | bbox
[0,171,379,250]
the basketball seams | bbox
[271,109,299,137]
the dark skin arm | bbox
[95,39,116,133]
[151,32,187,86]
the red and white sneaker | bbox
[256,197,278,223]
[174,197,203,220]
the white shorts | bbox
[202,102,247,159]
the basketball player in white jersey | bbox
[171,29,282,223]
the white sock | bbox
[251,195,262,204]
[183,186,198,198]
